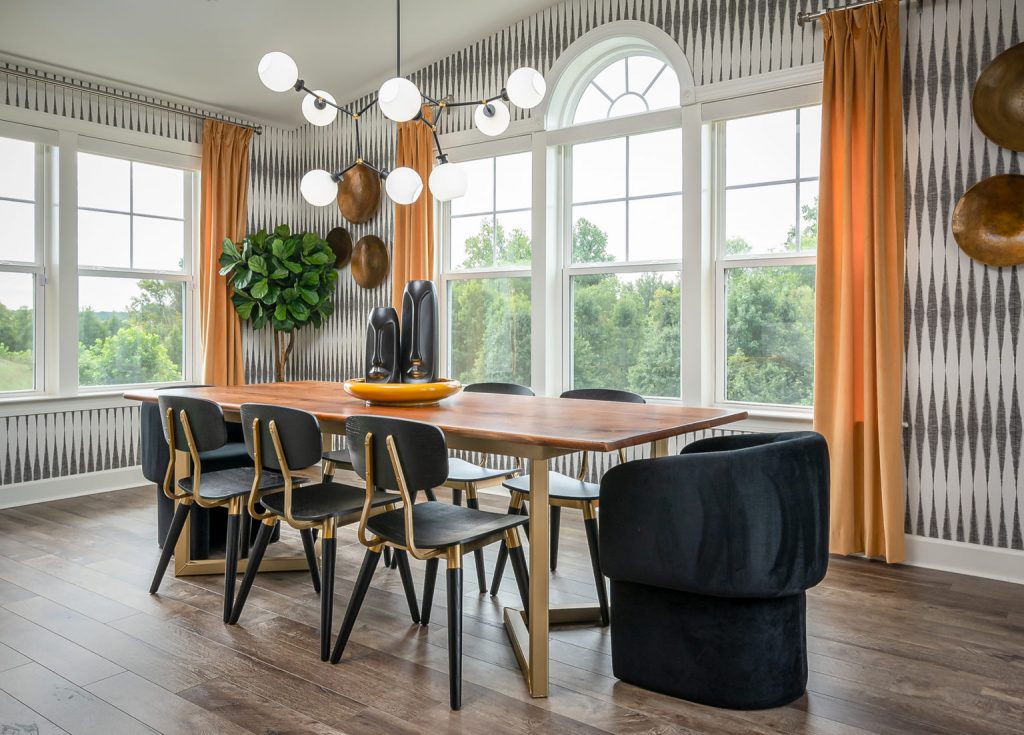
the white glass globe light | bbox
[301,90,338,127]
[377,77,421,122]
[300,169,338,207]
[257,51,298,92]
[385,166,423,204]
[428,162,468,202]
[506,67,546,109]
[474,100,511,136]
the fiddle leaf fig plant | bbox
[219,224,337,381]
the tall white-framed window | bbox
[439,142,532,386]
[0,133,48,395]
[712,101,821,410]
[75,143,197,390]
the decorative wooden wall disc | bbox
[952,175,1024,267]
[351,235,390,288]
[325,227,353,269]
[337,163,381,224]
[972,42,1024,152]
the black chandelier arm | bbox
[441,89,509,109]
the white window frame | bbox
[75,136,198,393]
[0,122,54,397]
[0,108,202,410]
[705,85,823,416]
[438,135,533,384]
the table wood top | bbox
[124,381,747,452]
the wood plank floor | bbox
[0,482,1021,734]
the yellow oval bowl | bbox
[342,378,463,407]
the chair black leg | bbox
[489,497,521,596]
[424,488,437,502]
[465,491,487,594]
[320,531,337,661]
[421,558,439,625]
[507,539,530,617]
[223,507,241,623]
[394,550,421,624]
[583,514,609,626]
[447,564,463,710]
[452,488,462,506]
[382,546,393,568]
[550,506,561,571]
[299,528,321,594]
[239,511,252,559]
[150,500,190,594]
[329,547,382,663]
[229,520,274,624]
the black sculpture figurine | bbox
[364,306,400,383]
[399,280,438,384]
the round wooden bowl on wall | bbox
[325,226,353,269]
[972,42,1024,152]
[351,235,390,289]
[952,174,1024,267]
[337,163,381,224]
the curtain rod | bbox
[1,66,264,135]
[797,0,883,25]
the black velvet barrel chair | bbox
[599,432,830,710]
[442,381,534,592]
[330,415,531,710]
[491,388,645,625]
[150,395,292,623]
[141,386,260,558]
[229,403,422,661]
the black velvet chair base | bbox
[609,581,808,710]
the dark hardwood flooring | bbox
[0,481,1021,734]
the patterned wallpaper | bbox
[902,0,1022,549]
[2,0,1022,558]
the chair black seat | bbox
[447,457,519,483]
[321,449,354,468]
[367,502,527,549]
[261,482,395,522]
[177,467,287,500]
[503,471,599,501]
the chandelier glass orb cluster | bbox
[257,0,546,208]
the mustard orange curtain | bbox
[814,0,905,562]
[199,120,252,385]
[392,105,435,312]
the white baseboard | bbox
[0,466,147,509]
[903,534,1024,585]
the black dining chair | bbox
[329,415,531,710]
[150,395,293,623]
[600,432,829,709]
[490,388,645,625]
[441,381,534,594]
[228,403,422,661]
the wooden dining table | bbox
[125,380,747,698]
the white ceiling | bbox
[0,0,559,128]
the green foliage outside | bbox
[0,302,34,391]
[448,200,818,406]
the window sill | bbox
[0,383,189,416]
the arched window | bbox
[571,54,680,124]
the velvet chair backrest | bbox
[157,394,228,455]
[464,382,535,396]
[560,388,646,404]
[599,431,829,598]
[345,415,448,493]
[240,403,322,472]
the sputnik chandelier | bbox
[257,0,546,208]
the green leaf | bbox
[306,251,332,266]
[234,300,255,320]
[248,255,267,276]
[233,267,253,289]
[283,259,303,274]
[218,261,237,277]
[310,312,323,328]
[272,317,295,332]
[299,288,319,305]
[221,239,239,257]
[274,303,288,321]
[264,284,280,304]
[271,238,287,259]
[300,271,319,287]
[282,287,299,303]
[250,279,269,300]
[270,266,289,280]
[288,301,310,321]
[274,224,291,238]
[252,312,268,330]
